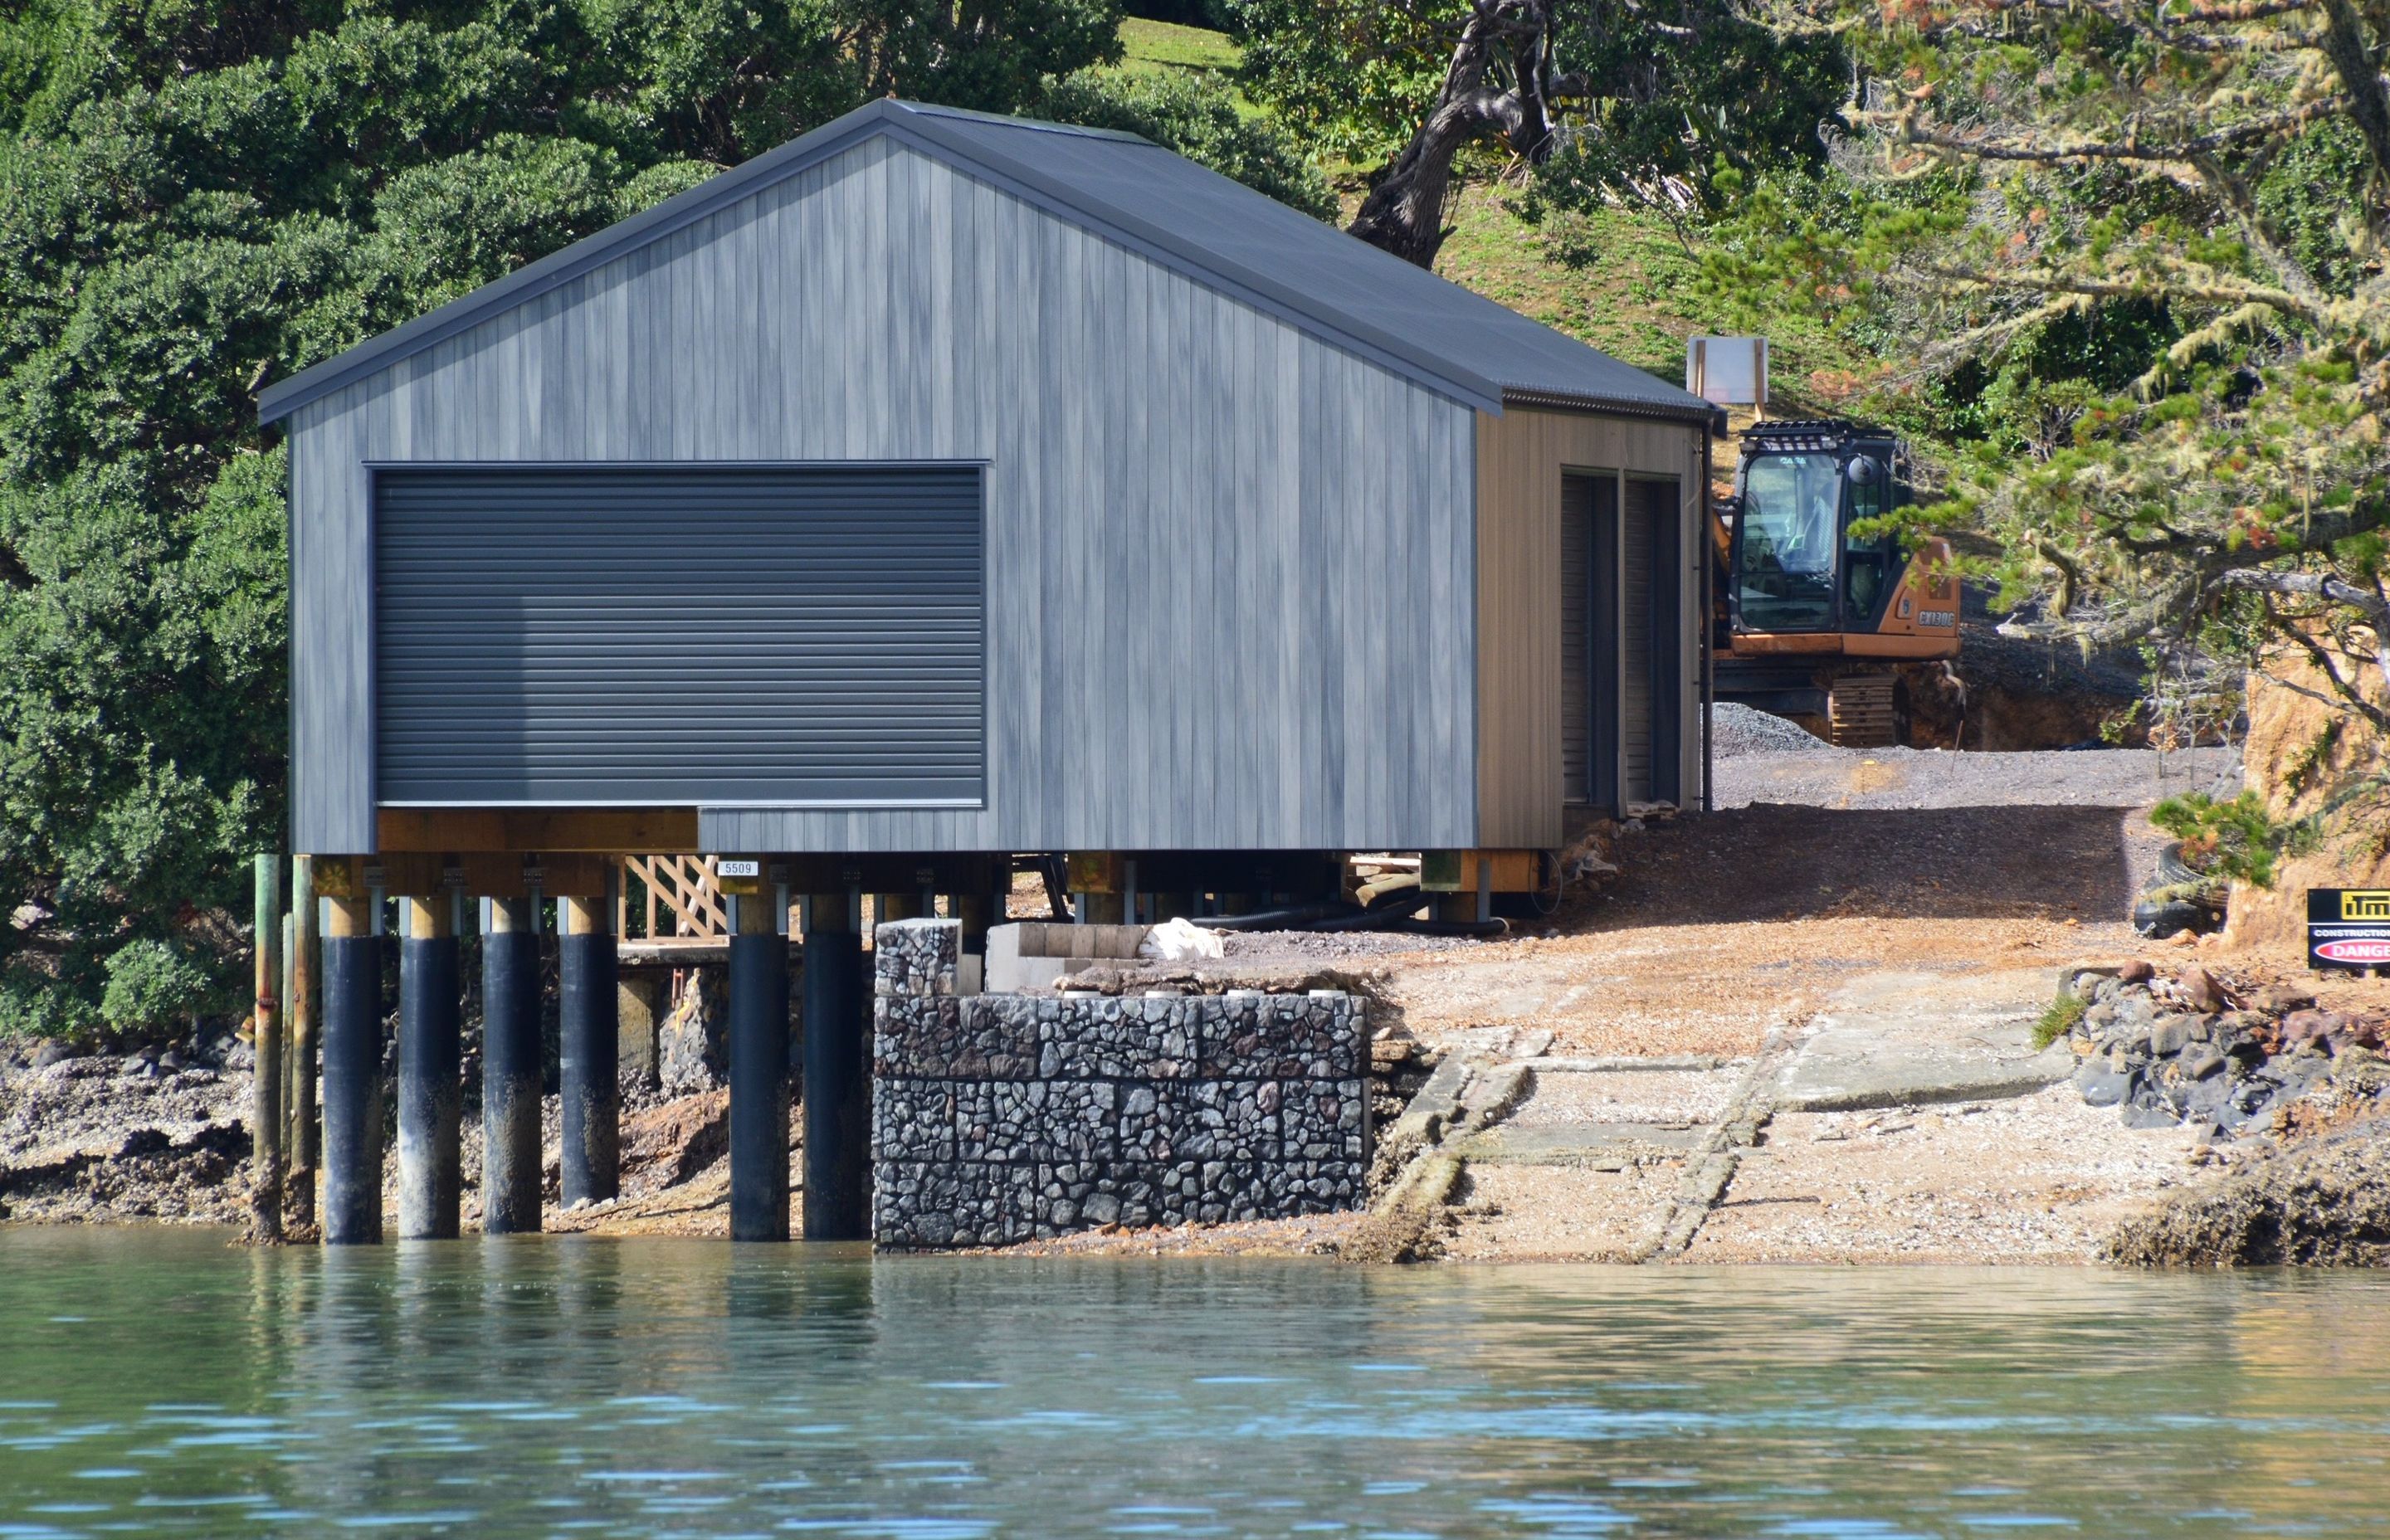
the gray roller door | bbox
[1620,476,1683,810]
[374,465,984,807]
[1561,472,1618,809]
[1561,476,1592,805]
[1622,492,1655,806]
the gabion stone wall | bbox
[871,919,1369,1248]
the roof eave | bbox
[1500,387,1721,428]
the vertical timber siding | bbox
[1475,407,1705,846]
[288,138,1479,855]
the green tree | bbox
[1232,0,1844,265]
[0,0,1123,1038]
[1720,0,2390,742]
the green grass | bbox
[1119,17,1242,74]
[2033,992,2088,1050]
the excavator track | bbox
[1827,675,1898,748]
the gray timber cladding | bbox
[373,466,984,807]
[280,116,1484,855]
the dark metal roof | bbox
[258,98,1714,426]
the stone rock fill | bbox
[871,919,1369,1248]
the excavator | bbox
[1711,419,1961,747]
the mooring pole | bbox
[250,855,284,1242]
[398,895,462,1240]
[288,855,319,1228]
[480,896,542,1235]
[729,891,790,1241]
[319,891,382,1245]
[278,911,297,1171]
[801,892,868,1241]
[558,895,620,1208]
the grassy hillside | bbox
[1431,187,1875,422]
[1118,17,1241,74]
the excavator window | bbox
[1736,451,1839,631]
[1842,454,1897,626]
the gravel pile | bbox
[1710,703,1831,756]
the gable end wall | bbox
[286,136,1480,855]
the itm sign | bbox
[2309,889,2390,971]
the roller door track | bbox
[373,465,985,807]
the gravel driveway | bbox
[1713,743,2241,812]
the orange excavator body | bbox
[1710,420,1958,744]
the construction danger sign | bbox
[2309,889,2390,971]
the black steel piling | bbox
[398,894,462,1240]
[319,894,383,1245]
[480,897,543,1235]
[558,896,620,1208]
[729,893,791,1241]
[801,895,869,1241]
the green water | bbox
[0,1229,2385,1538]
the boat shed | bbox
[262,96,1718,869]
[256,95,1723,1248]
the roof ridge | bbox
[889,100,1156,144]
[256,96,1710,426]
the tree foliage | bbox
[1717,0,2390,743]
[0,0,1144,1037]
[1232,0,1843,264]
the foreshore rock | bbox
[2107,1122,2390,1266]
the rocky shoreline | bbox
[0,1036,255,1225]
[2061,961,2388,1142]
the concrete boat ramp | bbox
[1383,967,2121,1262]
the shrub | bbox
[2149,792,2309,890]
[99,938,217,1037]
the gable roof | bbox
[257,98,1714,426]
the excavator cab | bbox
[1726,421,1907,636]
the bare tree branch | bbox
[2214,567,2390,621]
[1883,94,2347,165]
[1911,261,2329,324]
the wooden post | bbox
[729,893,791,1241]
[480,896,542,1235]
[249,855,284,1242]
[558,895,620,1208]
[397,895,462,1240]
[289,855,319,1228]
[278,911,297,1172]
[319,892,381,1245]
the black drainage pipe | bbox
[480,899,542,1235]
